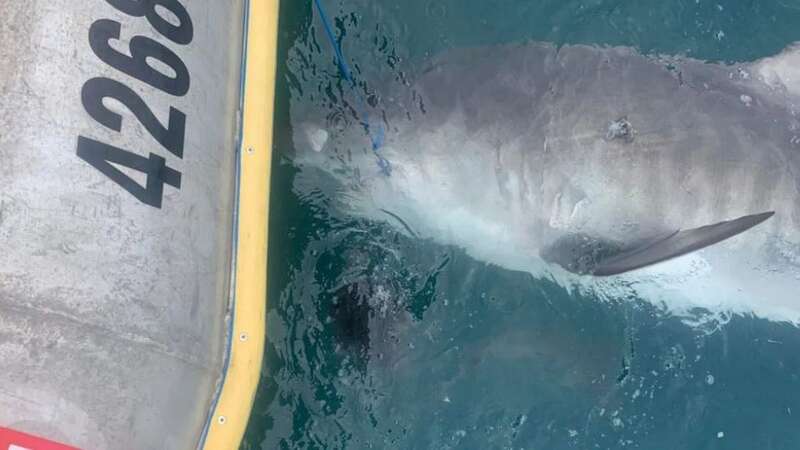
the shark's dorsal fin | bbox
[592,211,775,276]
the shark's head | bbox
[289,104,417,232]
[291,113,394,186]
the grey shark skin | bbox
[292,42,800,323]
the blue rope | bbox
[312,0,390,174]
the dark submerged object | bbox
[331,282,372,359]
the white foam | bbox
[754,42,800,97]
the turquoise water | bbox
[242,1,800,448]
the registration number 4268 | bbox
[76,0,194,209]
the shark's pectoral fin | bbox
[592,211,774,276]
[542,211,775,276]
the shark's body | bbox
[293,42,800,323]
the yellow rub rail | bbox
[201,0,279,448]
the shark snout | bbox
[298,123,330,153]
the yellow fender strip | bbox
[202,0,278,448]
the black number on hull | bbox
[105,0,194,45]
[82,77,186,158]
[78,1,192,208]
[76,136,181,208]
[89,19,190,96]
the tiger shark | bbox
[291,42,800,324]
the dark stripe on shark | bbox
[541,211,774,276]
[592,211,775,276]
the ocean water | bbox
[242,1,800,449]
